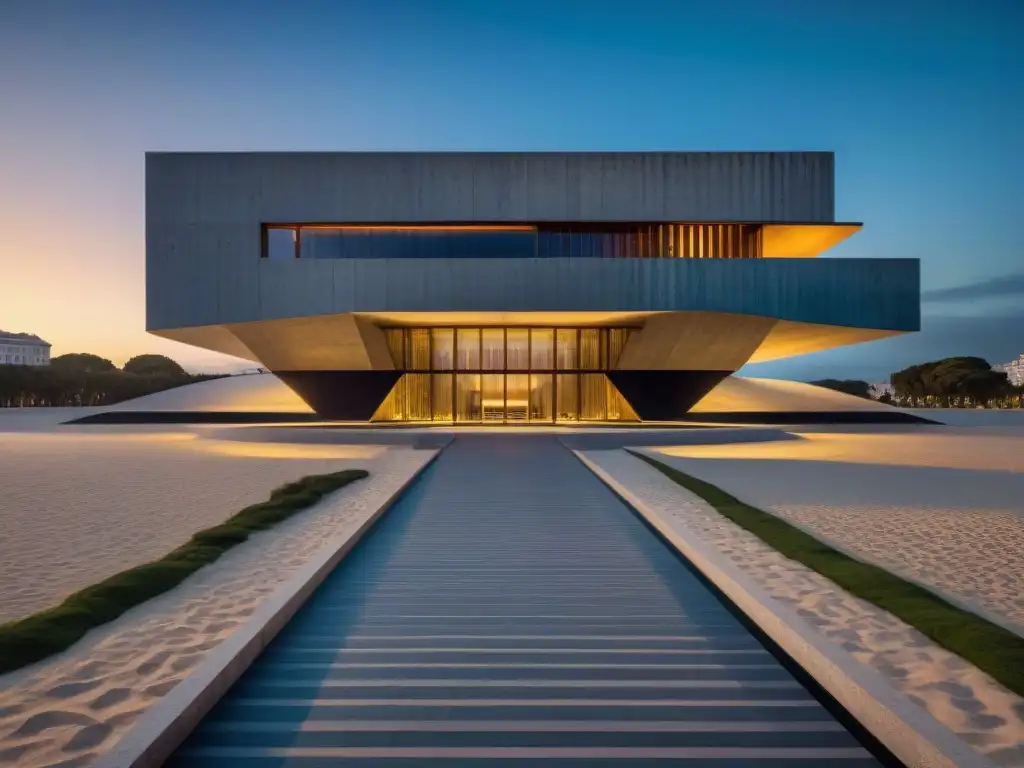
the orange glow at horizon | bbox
[0,197,248,373]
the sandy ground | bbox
[0,423,391,623]
[0,442,433,767]
[692,375,896,412]
[649,426,1024,635]
[103,372,310,413]
[28,370,906,417]
[584,449,1024,767]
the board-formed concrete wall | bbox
[147,152,839,331]
[149,256,919,335]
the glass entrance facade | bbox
[373,327,639,423]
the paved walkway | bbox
[169,435,880,766]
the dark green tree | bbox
[890,357,1013,408]
[49,353,116,374]
[1,353,222,408]
[123,354,187,378]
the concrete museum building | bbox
[146,152,919,422]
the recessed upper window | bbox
[265,227,297,259]
[298,225,535,260]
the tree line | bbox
[0,353,224,408]
[812,356,1024,409]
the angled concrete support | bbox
[274,371,402,420]
[607,370,731,420]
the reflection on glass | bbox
[372,377,405,421]
[384,329,404,368]
[506,329,529,370]
[482,329,504,370]
[298,228,339,259]
[580,329,603,370]
[482,374,504,421]
[297,227,537,259]
[406,374,431,420]
[607,380,638,421]
[556,374,578,421]
[373,367,637,423]
[530,374,553,422]
[288,224,764,261]
[375,327,639,421]
[456,374,481,422]
[457,329,480,370]
[580,374,607,420]
[506,374,529,422]
[431,329,454,370]
[266,227,296,259]
[407,329,430,370]
[530,329,554,369]
[432,374,453,421]
[557,329,577,370]
[608,328,631,368]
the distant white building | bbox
[0,331,51,366]
[995,354,1024,386]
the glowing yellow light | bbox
[194,441,386,460]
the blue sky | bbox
[1,0,1022,378]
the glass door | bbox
[482,374,504,422]
[556,374,579,421]
[530,374,553,422]
[505,373,530,423]
[455,374,482,423]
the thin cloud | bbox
[922,273,1024,302]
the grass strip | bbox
[627,450,1024,698]
[0,468,368,674]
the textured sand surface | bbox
[0,408,105,433]
[0,446,432,768]
[584,449,1024,767]
[0,427,386,623]
[651,428,1024,634]
[39,370,902,417]
[692,376,896,412]
[104,372,311,413]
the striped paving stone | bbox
[168,435,885,767]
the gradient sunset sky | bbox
[2,0,1022,379]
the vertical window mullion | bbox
[577,367,582,422]
[450,327,458,411]
[503,328,508,422]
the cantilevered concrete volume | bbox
[146,151,919,422]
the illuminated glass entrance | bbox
[373,327,639,423]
